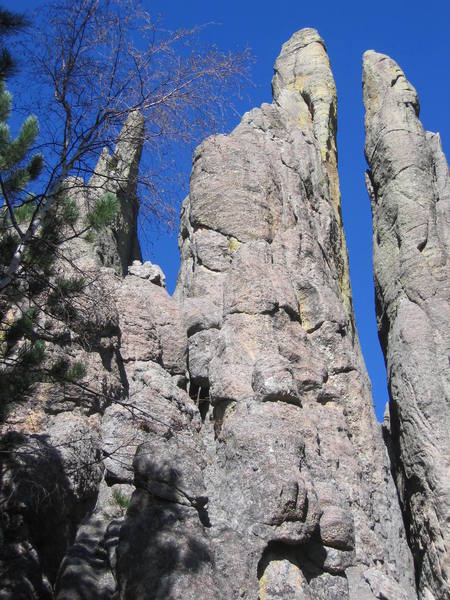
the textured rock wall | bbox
[363,51,450,600]
[155,28,415,599]
[0,114,195,599]
[2,27,447,600]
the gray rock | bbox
[117,274,187,374]
[0,113,149,598]
[252,353,299,404]
[363,50,450,600]
[192,228,231,272]
[89,112,144,275]
[0,431,98,597]
[319,505,354,550]
[59,114,144,276]
[55,483,132,600]
[260,558,313,599]
[172,28,416,599]
[346,566,411,600]
[101,361,196,483]
[47,415,104,503]
[363,567,411,600]
[128,260,166,286]
[117,490,219,600]
[181,296,222,336]
[188,328,219,386]
[5,26,447,600]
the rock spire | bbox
[162,27,416,599]
[363,50,450,600]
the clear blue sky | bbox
[11,0,450,420]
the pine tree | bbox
[0,8,120,418]
[0,79,44,262]
[0,74,120,416]
[0,77,120,415]
[0,8,26,80]
[0,9,46,415]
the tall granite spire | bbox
[88,111,145,274]
[123,27,416,599]
[363,51,450,600]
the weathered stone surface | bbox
[3,26,447,600]
[346,566,411,600]
[188,328,219,386]
[363,50,450,600]
[46,260,193,599]
[117,272,187,374]
[181,295,222,336]
[60,113,144,277]
[0,115,146,599]
[319,505,354,550]
[252,353,299,404]
[55,482,132,600]
[0,430,100,597]
[89,111,144,275]
[170,27,416,599]
[128,260,166,286]
[117,490,218,600]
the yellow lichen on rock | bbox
[258,569,268,600]
[227,236,241,255]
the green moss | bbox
[111,489,131,511]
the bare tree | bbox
[1,0,250,294]
[0,0,250,415]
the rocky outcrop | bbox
[363,51,450,600]
[152,28,414,599]
[0,112,188,599]
[83,111,144,274]
[2,27,447,600]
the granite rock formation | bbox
[1,26,447,600]
[163,28,416,599]
[363,51,450,600]
[0,113,190,599]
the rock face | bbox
[160,28,415,599]
[0,113,193,599]
[88,111,145,274]
[363,51,450,600]
[2,27,447,600]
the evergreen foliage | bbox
[0,115,43,201]
[0,7,119,419]
[0,8,26,79]
[87,192,120,232]
[111,489,131,512]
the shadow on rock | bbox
[55,511,121,600]
[0,431,98,599]
[117,458,217,600]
